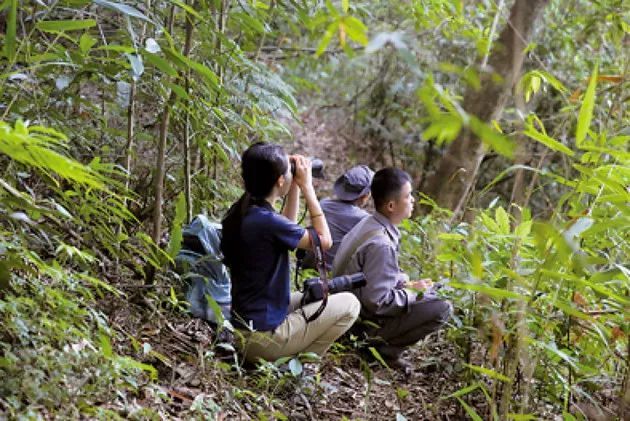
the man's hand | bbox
[407,278,433,291]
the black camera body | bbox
[291,158,325,179]
[302,272,366,304]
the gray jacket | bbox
[332,212,415,318]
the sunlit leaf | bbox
[470,117,514,158]
[575,65,598,147]
[464,363,511,383]
[316,22,338,57]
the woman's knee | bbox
[329,292,360,321]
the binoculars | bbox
[291,158,325,179]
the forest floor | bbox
[101,108,471,420]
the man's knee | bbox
[435,299,452,324]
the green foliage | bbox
[0,0,627,417]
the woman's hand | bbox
[290,154,312,190]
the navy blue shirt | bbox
[230,203,305,331]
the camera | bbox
[302,272,366,304]
[291,158,325,179]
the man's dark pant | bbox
[362,294,452,359]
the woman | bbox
[221,142,360,363]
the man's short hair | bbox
[371,168,412,210]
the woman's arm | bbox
[291,155,332,251]
[282,179,300,222]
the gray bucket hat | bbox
[333,165,375,201]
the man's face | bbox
[388,181,414,224]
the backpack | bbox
[174,215,231,324]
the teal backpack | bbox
[174,215,231,324]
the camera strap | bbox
[300,227,328,323]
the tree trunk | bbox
[422,0,549,215]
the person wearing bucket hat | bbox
[305,165,374,269]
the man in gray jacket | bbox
[304,165,374,269]
[332,167,451,372]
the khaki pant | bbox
[237,292,360,363]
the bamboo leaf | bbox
[456,398,483,421]
[36,19,97,32]
[316,22,338,57]
[143,52,178,77]
[343,16,368,46]
[93,0,152,22]
[464,363,512,383]
[450,282,524,301]
[524,124,575,157]
[443,382,481,399]
[551,300,593,321]
[470,117,514,158]
[4,0,17,61]
[575,65,598,147]
[508,414,537,421]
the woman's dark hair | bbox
[371,167,412,210]
[221,142,288,268]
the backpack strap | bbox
[300,227,328,323]
[332,228,389,277]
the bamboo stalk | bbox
[183,0,195,224]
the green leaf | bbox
[99,333,113,358]
[79,33,97,54]
[232,12,266,34]
[443,383,481,399]
[165,81,190,100]
[316,22,338,57]
[495,207,510,235]
[205,294,225,327]
[524,124,575,157]
[422,114,462,145]
[562,411,578,421]
[166,193,186,259]
[508,414,537,421]
[3,0,17,62]
[470,117,514,158]
[551,300,593,321]
[167,0,202,19]
[576,65,598,147]
[449,282,524,301]
[343,16,368,46]
[93,0,152,22]
[456,398,483,421]
[36,19,97,32]
[464,363,512,383]
[143,52,178,77]
[367,346,390,369]
[342,0,349,13]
